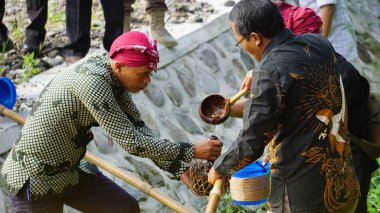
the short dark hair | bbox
[230,0,285,38]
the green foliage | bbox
[10,19,24,46]
[368,159,380,213]
[18,52,41,82]
[214,191,265,213]
[48,2,65,24]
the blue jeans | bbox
[9,168,140,213]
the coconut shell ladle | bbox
[199,87,250,125]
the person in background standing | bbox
[64,0,124,65]
[123,0,177,48]
[294,0,358,62]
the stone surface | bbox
[1,0,380,212]
[165,83,183,107]
[174,112,203,135]
[143,83,165,107]
[176,68,197,97]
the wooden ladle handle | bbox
[228,87,250,106]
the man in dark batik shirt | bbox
[208,0,360,212]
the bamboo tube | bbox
[0,105,26,125]
[0,104,193,213]
[205,179,224,213]
[229,87,250,105]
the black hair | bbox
[229,0,285,38]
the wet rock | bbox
[159,115,190,142]
[219,31,239,53]
[176,69,197,97]
[199,47,220,72]
[42,55,64,67]
[181,58,195,76]
[152,68,170,81]
[232,58,248,79]
[357,41,372,63]
[174,112,202,135]
[137,106,160,136]
[197,70,219,94]
[224,69,239,89]
[224,0,236,7]
[240,49,256,70]
[223,117,236,129]
[143,83,165,107]
[165,84,183,107]
[189,14,203,23]
[133,160,164,186]
[210,40,226,58]
[46,50,61,58]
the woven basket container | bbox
[230,161,270,205]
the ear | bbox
[251,32,262,46]
[113,61,123,73]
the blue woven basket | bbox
[0,77,16,109]
[230,161,270,206]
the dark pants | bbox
[9,168,140,213]
[124,0,167,14]
[63,0,124,57]
[351,143,379,213]
[0,0,8,37]
[0,0,47,46]
[24,0,48,47]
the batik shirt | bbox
[214,29,360,212]
[0,52,194,200]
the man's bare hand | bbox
[180,169,199,195]
[208,166,223,185]
[262,153,271,165]
[239,69,253,91]
[193,139,223,161]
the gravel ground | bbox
[0,0,218,82]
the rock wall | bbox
[0,13,255,213]
[1,0,380,212]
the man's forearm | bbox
[320,4,335,37]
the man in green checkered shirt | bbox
[0,31,222,212]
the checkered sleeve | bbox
[152,160,190,179]
[72,75,194,163]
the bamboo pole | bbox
[229,87,250,105]
[0,104,193,213]
[205,179,224,213]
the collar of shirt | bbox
[262,29,295,58]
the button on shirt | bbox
[296,0,358,61]
[213,29,359,212]
[0,52,194,200]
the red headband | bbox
[109,31,160,71]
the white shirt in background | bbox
[295,0,358,61]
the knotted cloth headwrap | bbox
[109,31,160,71]
[275,2,322,35]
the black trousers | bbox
[63,0,124,57]
[0,0,8,37]
[9,167,140,213]
[0,0,47,45]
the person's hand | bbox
[193,139,223,161]
[262,153,271,165]
[180,169,199,195]
[208,166,223,185]
[239,69,253,91]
